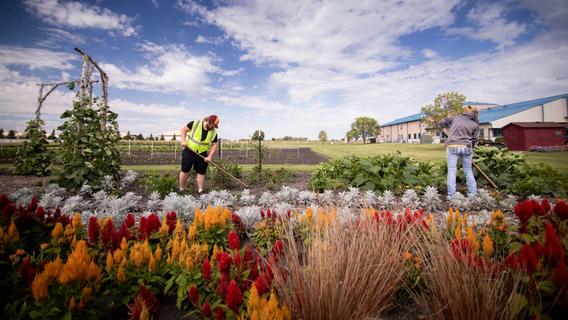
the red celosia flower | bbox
[254,274,268,295]
[88,216,99,244]
[224,280,243,312]
[273,239,284,256]
[35,206,45,221]
[504,254,519,270]
[28,196,38,212]
[3,203,15,220]
[266,209,272,218]
[0,194,9,209]
[217,251,232,274]
[451,239,473,260]
[231,213,241,225]
[216,273,231,297]
[147,213,161,234]
[138,217,148,239]
[514,200,534,224]
[125,213,135,228]
[243,244,255,265]
[228,231,240,250]
[544,223,564,266]
[119,222,130,242]
[541,198,551,213]
[260,209,265,219]
[202,258,212,280]
[234,251,242,268]
[553,261,568,293]
[189,286,199,305]
[137,286,160,319]
[554,200,568,220]
[248,260,259,281]
[519,244,538,274]
[201,301,212,317]
[102,220,115,248]
[215,307,225,320]
[166,211,176,233]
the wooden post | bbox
[128,140,131,156]
[36,84,44,121]
[151,140,154,160]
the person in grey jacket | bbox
[438,106,480,197]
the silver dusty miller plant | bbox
[499,194,518,213]
[40,184,66,210]
[401,189,421,209]
[101,175,115,192]
[362,190,379,208]
[62,195,88,215]
[10,187,34,207]
[421,186,442,212]
[239,189,256,207]
[448,192,471,212]
[377,190,397,210]
[235,206,262,234]
[162,192,198,224]
[275,186,299,204]
[146,191,162,212]
[297,190,316,206]
[318,190,335,207]
[120,170,139,189]
[202,190,236,208]
[470,189,498,212]
[338,187,361,208]
[258,191,275,208]
[78,184,93,199]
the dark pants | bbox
[181,148,208,174]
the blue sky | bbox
[0,0,567,140]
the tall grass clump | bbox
[412,232,527,320]
[271,218,412,319]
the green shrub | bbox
[51,99,121,190]
[208,160,243,189]
[309,152,443,193]
[142,171,179,197]
[247,165,294,189]
[14,119,51,176]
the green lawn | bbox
[122,163,317,172]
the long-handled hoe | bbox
[190,149,249,188]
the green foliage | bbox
[349,117,380,144]
[208,160,243,189]
[310,152,442,193]
[7,129,17,139]
[318,130,328,143]
[0,128,4,139]
[421,92,466,130]
[247,165,294,189]
[15,119,51,176]
[251,130,265,141]
[142,171,179,197]
[473,146,568,197]
[251,217,283,256]
[51,99,121,191]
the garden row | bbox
[1,191,567,319]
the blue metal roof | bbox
[381,94,568,127]
[464,101,497,106]
[478,93,568,123]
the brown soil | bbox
[0,168,50,196]
[121,148,328,165]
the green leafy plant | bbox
[142,171,179,197]
[51,99,121,191]
[14,119,51,176]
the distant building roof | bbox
[479,93,568,123]
[382,93,568,127]
[503,122,568,128]
[464,101,497,106]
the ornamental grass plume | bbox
[411,232,526,320]
[271,216,412,319]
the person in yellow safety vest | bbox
[179,115,219,193]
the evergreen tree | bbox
[171,133,176,141]
[149,133,154,140]
[7,129,16,139]
[48,129,56,140]
[136,133,144,140]
[0,128,4,139]
[160,133,165,141]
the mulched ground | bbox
[120,148,328,165]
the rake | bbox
[189,148,249,188]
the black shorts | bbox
[181,148,208,174]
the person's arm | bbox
[181,125,189,148]
[438,117,452,129]
[205,142,217,162]
[471,126,481,147]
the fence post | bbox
[297,147,300,161]
[151,140,154,160]
[128,140,131,156]
[218,138,222,159]
[174,142,177,160]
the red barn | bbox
[502,122,568,151]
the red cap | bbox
[208,115,219,128]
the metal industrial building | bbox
[379,93,568,143]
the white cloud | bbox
[0,45,77,70]
[195,35,226,45]
[101,41,241,93]
[446,3,526,49]
[422,49,438,59]
[37,27,86,47]
[23,0,137,36]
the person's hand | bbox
[204,156,212,163]
[181,141,186,149]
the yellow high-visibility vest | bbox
[186,120,217,154]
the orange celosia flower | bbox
[58,240,91,285]
[44,256,63,281]
[15,249,25,255]
[149,253,156,273]
[68,296,76,311]
[106,252,114,273]
[31,273,49,301]
[8,222,20,241]
[483,234,494,258]
[72,212,83,231]
[87,261,100,281]
[154,245,162,263]
[117,260,127,283]
[113,248,124,265]
[78,286,92,310]
[159,215,169,235]
[120,237,129,251]
[466,227,479,254]
[402,252,413,260]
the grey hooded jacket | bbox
[438,112,480,148]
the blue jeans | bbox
[447,146,477,197]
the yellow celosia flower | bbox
[121,237,129,251]
[31,273,49,301]
[482,234,494,258]
[154,245,162,263]
[68,296,76,311]
[72,212,83,231]
[194,207,202,225]
[149,253,156,273]
[466,227,479,253]
[87,261,100,281]
[117,260,127,283]
[159,215,169,235]
[490,210,506,232]
[7,222,19,241]
[58,240,91,285]
[106,252,114,273]
[248,285,291,320]
[113,249,124,265]
[174,219,183,238]
[188,224,197,240]
[64,224,74,242]
[43,256,63,281]
[454,223,462,241]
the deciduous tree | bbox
[349,117,380,144]
[318,130,328,143]
[421,92,466,131]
